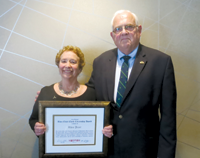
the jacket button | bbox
[119,115,123,119]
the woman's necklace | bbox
[58,82,80,96]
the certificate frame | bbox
[39,101,110,158]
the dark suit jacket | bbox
[87,44,177,158]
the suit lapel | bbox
[121,45,147,105]
[106,49,117,101]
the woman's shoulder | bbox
[81,86,96,101]
[85,86,95,93]
[41,84,54,91]
[39,84,56,98]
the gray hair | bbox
[111,10,139,30]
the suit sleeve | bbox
[86,59,96,89]
[157,57,177,158]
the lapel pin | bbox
[140,61,145,64]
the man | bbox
[87,10,176,158]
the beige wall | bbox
[0,0,200,158]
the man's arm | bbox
[86,65,95,89]
[157,57,177,158]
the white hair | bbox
[111,10,139,30]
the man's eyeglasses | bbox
[113,25,138,34]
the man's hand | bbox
[35,91,40,102]
[102,125,113,138]
[34,122,46,136]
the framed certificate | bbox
[38,101,110,158]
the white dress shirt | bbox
[114,46,138,103]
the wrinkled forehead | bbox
[113,12,136,27]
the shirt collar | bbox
[117,45,139,60]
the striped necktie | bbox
[116,56,131,107]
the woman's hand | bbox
[102,125,113,138]
[34,122,46,136]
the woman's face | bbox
[59,51,81,80]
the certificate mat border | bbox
[39,101,110,158]
[53,114,97,146]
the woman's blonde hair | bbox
[55,45,85,70]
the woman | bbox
[29,45,112,137]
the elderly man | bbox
[87,10,177,158]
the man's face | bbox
[110,12,142,55]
